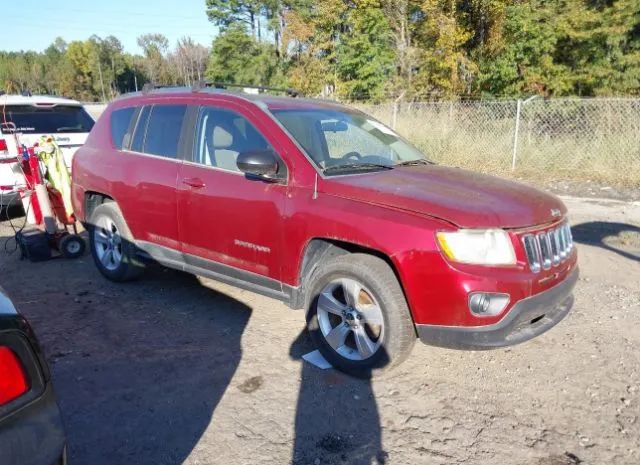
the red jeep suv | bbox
[71,86,578,376]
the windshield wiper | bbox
[395,159,434,167]
[323,163,394,174]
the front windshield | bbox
[270,108,430,174]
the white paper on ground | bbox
[302,350,333,369]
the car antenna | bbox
[313,173,318,200]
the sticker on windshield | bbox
[366,119,398,137]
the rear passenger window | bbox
[131,106,151,153]
[110,107,135,149]
[143,105,187,159]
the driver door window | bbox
[194,107,272,172]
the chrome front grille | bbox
[522,223,573,272]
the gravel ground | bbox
[0,196,638,465]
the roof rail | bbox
[141,83,182,94]
[192,81,302,98]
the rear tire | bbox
[305,253,416,377]
[88,202,144,281]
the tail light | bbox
[0,138,16,164]
[0,346,29,406]
[0,138,7,154]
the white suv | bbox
[0,93,95,207]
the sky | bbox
[1,0,217,54]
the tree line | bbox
[1,0,639,102]
[0,35,208,102]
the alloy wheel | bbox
[93,216,123,271]
[316,278,385,361]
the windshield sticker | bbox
[366,119,398,137]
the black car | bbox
[0,287,66,464]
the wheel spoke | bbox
[353,326,376,359]
[324,324,350,350]
[101,249,113,267]
[94,232,108,245]
[112,246,122,263]
[341,279,361,308]
[318,291,346,316]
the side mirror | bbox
[236,149,283,181]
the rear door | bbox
[116,103,188,253]
[177,102,288,284]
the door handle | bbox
[182,177,205,189]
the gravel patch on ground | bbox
[0,196,638,465]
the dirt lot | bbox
[1,196,639,465]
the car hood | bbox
[323,165,567,229]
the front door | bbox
[177,104,288,285]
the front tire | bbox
[305,253,416,377]
[88,202,145,282]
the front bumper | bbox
[416,267,578,350]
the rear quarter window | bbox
[143,105,187,159]
[110,107,136,149]
[0,105,95,134]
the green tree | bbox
[413,0,477,98]
[336,2,395,101]
[62,40,100,100]
[206,0,265,39]
[137,33,170,84]
[477,0,640,97]
[476,2,567,96]
[205,24,279,85]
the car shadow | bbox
[0,224,252,465]
[1,223,388,465]
[54,267,252,465]
[290,330,387,465]
[571,221,640,262]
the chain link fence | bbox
[358,98,640,187]
[84,98,640,186]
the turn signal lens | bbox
[0,347,29,405]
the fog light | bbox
[468,292,510,316]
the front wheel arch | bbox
[297,238,411,316]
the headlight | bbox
[436,229,516,266]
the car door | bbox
[117,103,187,252]
[177,103,288,288]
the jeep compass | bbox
[71,86,578,376]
